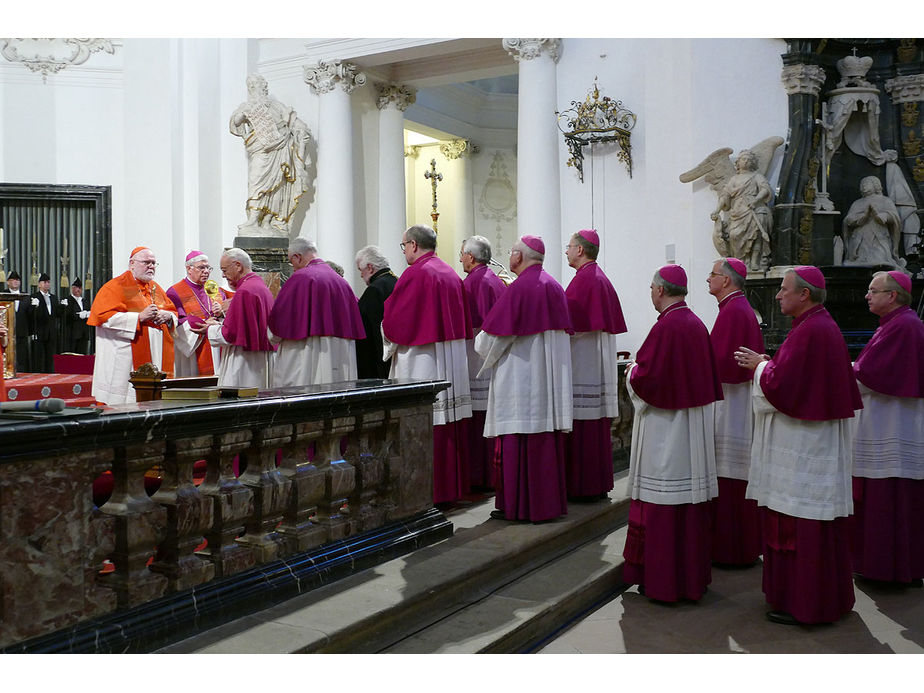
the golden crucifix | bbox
[423,158,443,232]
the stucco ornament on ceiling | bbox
[0,38,115,82]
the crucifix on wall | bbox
[424,158,443,232]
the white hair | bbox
[355,245,390,272]
[289,237,318,256]
[222,247,253,271]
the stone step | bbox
[382,522,629,653]
[158,472,631,654]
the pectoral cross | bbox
[424,158,443,232]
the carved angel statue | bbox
[680,136,784,273]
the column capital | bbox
[439,139,476,160]
[780,64,826,97]
[885,74,924,104]
[304,59,366,95]
[375,82,416,111]
[502,38,561,63]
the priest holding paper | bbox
[167,251,230,377]
[88,246,178,404]
[623,265,722,603]
[269,237,365,387]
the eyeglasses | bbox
[867,288,894,294]
[708,272,722,278]
[508,248,521,256]
[134,260,158,267]
[193,265,212,272]
[400,241,416,252]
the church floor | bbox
[539,547,924,655]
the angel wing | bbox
[678,147,735,192]
[748,136,784,177]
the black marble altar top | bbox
[0,378,449,463]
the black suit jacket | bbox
[356,268,398,379]
[30,291,61,341]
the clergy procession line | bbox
[55,224,922,631]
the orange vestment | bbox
[88,270,178,376]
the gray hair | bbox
[405,224,437,251]
[719,259,746,289]
[222,247,253,271]
[289,237,318,256]
[872,270,912,306]
[462,235,492,264]
[355,245,390,272]
[787,269,826,303]
[652,270,687,297]
[571,232,599,260]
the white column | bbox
[375,83,416,273]
[304,60,366,286]
[440,139,475,267]
[504,39,563,280]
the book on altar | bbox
[219,386,259,398]
[161,387,221,401]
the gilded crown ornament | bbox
[556,80,637,182]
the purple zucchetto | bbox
[578,229,600,247]
[793,265,825,289]
[658,264,687,288]
[887,270,912,294]
[725,257,747,279]
[521,235,545,255]
[186,250,207,264]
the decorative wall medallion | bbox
[902,102,920,128]
[479,150,517,244]
[0,38,115,82]
[404,145,421,159]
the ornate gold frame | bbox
[1,300,14,380]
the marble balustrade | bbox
[0,379,447,648]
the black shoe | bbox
[489,509,507,520]
[910,578,923,588]
[766,610,800,625]
[636,585,645,596]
